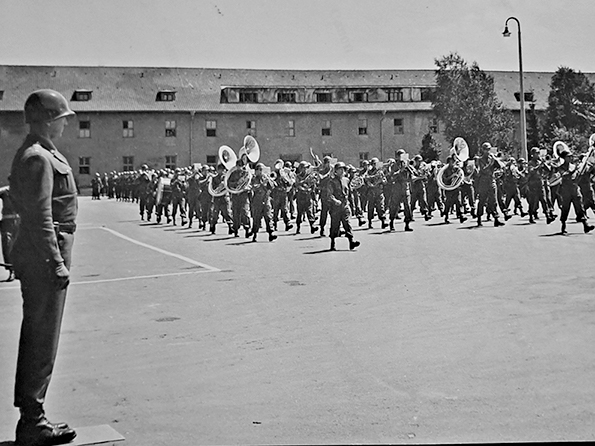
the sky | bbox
[1,0,595,73]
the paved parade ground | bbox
[1,196,595,444]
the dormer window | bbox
[156,91,176,102]
[72,90,92,101]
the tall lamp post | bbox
[503,17,527,160]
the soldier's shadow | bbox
[227,240,257,246]
[303,248,346,254]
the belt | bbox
[53,222,77,234]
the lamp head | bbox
[502,25,511,37]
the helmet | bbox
[334,161,347,170]
[481,142,492,151]
[24,89,75,123]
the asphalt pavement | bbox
[1,197,594,444]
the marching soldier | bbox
[0,185,18,282]
[294,161,319,235]
[9,89,78,446]
[425,161,444,220]
[186,165,202,229]
[365,158,388,229]
[526,147,556,224]
[197,165,213,230]
[137,164,154,221]
[410,155,431,221]
[229,156,252,238]
[501,158,526,219]
[386,153,414,232]
[554,146,594,234]
[475,142,506,227]
[249,163,278,242]
[441,156,468,224]
[459,159,477,218]
[326,162,360,251]
[318,156,334,237]
[91,173,102,200]
[209,164,234,234]
[170,168,187,226]
[271,160,294,232]
[155,170,173,224]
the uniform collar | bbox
[26,133,59,153]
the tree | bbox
[432,52,515,158]
[526,103,540,151]
[542,66,595,152]
[419,131,440,162]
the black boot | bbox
[269,232,278,242]
[494,217,505,227]
[404,222,413,232]
[330,238,336,251]
[583,221,594,234]
[16,405,76,446]
[349,238,360,250]
[561,221,568,234]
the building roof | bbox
[0,65,592,114]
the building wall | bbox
[0,109,448,187]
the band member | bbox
[249,163,278,242]
[346,165,366,226]
[155,170,173,224]
[229,155,252,238]
[475,142,505,227]
[197,165,213,230]
[425,161,444,220]
[271,160,294,232]
[186,165,202,229]
[386,152,413,231]
[526,147,556,224]
[501,158,526,218]
[0,185,18,282]
[441,156,468,224]
[364,157,388,229]
[555,147,594,234]
[10,89,78,446]
[318,156,333,237]
[285,161,297,219]
[294,161,319,235]
[170,168,187,226]
[459,159,476,218]
[209,164,234,234]
[410,155,431,221]
[326,162,360,251]
[90,173,102,200]
[137,164,155,221]
[356,160,370,221]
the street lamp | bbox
[503,16,527,160]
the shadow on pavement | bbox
[227,240,257,246]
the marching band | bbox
[90,135,595,250]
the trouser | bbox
[443,189,463,219]
[426,183,444,215]
[156,195,171,221]
[231,193,251,233]
[210,196,232,229]
[13,231,74,411]
[171,196,186,223]
[388,185,412,222]
[527,181,551,218]
[186,195,200,225]
[330,205,353,240]
[459,183,475,215]
[367,189,386,223]
[198,194,212,226]
[579,178,595,212]
[319,200,331,231]
[559,184,586,223]
[271,191,291,227]
[296,192,316,229]
[476,180,499,219]
[503,184,523,213]
[1,218,18,270]
[410,182,428,216]
[251,197,274,235]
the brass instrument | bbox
[437,137,470,190]
[576,134,595,177]
[224,135,260,194]
[349,173,364,190]
[207,173,227,197]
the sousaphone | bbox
[437,137,469,190]
[218,145,237,171]
[224,135,260,194]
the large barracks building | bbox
[0,65,562,187]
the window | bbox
[394,118,404,134]
[71,90,92,101]
[206,120,217,137]
[358,118,368,135]
[165,155,177,169]
[123,120,134,138]
[321,120,331,136]
[350,91,367,102]
[429,117,438,133]
[315,92,332,103]
[123,156,134,171]
[239,91,258,103]
[388,89,404,102]
[206,155,217,166]
[79,157,90,175]
[79,120,91,138]
[287,120,295,137]
[165,120,176,137]
[156,91,176,102]
[359,152,369,167]
[0,90,4,100]
[278,90,296,103]
[246,120,256,136]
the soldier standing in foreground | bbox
[9,89,78,446]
